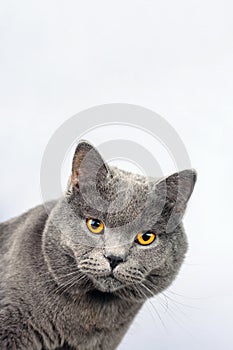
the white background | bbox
[0,1,233,349]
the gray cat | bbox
[0,140,196,350]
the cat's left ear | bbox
[155,169,197,231]
[69,140,110,190]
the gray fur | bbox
[0,141,196,349]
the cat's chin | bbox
[88,274,126,293]
[87,289,118,300]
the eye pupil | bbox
[142,233,151,241]
[91,219,100,229]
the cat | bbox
[0,140,196,350]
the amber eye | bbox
[86,218,104,234]
[135,231,157,246]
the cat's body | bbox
[0,141,196,350]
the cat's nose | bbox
[105,254,124,270]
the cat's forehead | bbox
[108,166,151,187]
[98,167,159,228]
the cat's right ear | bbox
[69,140,110,191]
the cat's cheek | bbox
[130,239,169,273]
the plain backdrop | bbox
[0,1,233,349]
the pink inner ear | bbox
[71,142,110,193]
[71,145,92,188]
[71,170,79,187]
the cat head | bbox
[43,141,196,302]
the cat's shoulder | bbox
[0,200,57,239]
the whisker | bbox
[162,292,200,310]
[140,282,167,332]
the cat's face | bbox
[43,141,196,301]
